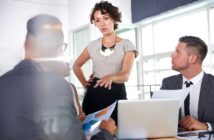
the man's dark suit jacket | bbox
[161,73,214,129]
[0,60,113,140]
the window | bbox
[141,25,154,56]
[209,7,214,45]
[69,26,90,99]
[139,5,212,98]
[117,28,139,99]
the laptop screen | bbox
[117,99,179,139]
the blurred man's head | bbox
[24,14,64,59]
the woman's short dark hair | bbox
[90,1,121,30]
[179,36,208,63]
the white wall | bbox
[68,0,132,31]
[0,0,68,76]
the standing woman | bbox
[73,1,137,123]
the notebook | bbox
[117,99,179,139]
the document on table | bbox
[152,88,190,108]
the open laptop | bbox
[117,99,179,139]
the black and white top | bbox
[86,38,137,79]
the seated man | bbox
[161,36,214,131]
[0,14,116,140]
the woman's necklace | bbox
[100,36,117,57]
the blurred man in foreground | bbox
[0,14,116,140]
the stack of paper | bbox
[152,88,190,107]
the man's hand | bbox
[179,116,208,131]
[99,118,117,135]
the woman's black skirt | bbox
[82,77,127,124]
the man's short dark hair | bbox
[26,14,64,54]
[179,36,208,62]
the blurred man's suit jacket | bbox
[0,60,113,140]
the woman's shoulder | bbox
[123,38,133,44]
[117,38,138,57]
[116,38,134,47]
[116,37,132,44]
